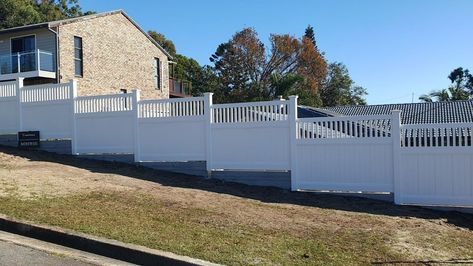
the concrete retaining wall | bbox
[0,135,71,154]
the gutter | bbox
[47,26,60,84]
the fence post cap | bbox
[288,95,299,99]
[203,92,214,96]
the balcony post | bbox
[17,52,20,73]
[37,50,40,71]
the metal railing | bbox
[169,78,192,96]
[0,49,55,75]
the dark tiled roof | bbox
[298,100,473,124]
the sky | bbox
[79,0,472,105]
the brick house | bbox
[0,10,190,99]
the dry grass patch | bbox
[0,146,472,265]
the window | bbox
[154,58,161,89]
[11,35,36,53]
[11,35,36,73]
[74,36,83,77]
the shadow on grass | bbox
[1,145,472,231]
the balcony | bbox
[0,49,56,81]
[169,78,192,98]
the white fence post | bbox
[204,92,214,178]
[391,110,402,204]
[15,78,24,133]
[132,90,141,162]
[70,79,78,154]
[288,95,298,191]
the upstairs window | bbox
[154,58,161,89]
[74,36,83,77]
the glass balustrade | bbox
[0,50,55,75]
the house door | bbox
[11,35,36,73]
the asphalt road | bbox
[0,239,93,266]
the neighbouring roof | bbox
[0,10,173,59]
[298,100,473,124]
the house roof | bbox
[0,10,173,59]
[298,100,473,124]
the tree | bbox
[419,67,473,102]
[304,25,317,49]
[148,31,177,56]
[210,28,266,102]
[210,28,327,104]
[448,67,473,95]
[320,62,367,106]
[0,0,93,29]
[0,0,43,29]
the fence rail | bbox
[0,81,17,98]
[138,97,205,118]
[401,123,473,148]
[212,100,289,123]
[297,115,392,139]
[75,93,133,114]
[20,83,72,103]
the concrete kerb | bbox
[0,214,221,266]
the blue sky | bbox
[79,0,472,104]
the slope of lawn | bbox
[0,146,472,265]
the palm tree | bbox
[419,87,469,102]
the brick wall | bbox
[57,13,169,99]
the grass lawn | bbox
[0,146,472,265]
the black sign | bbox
[18,131,40,148]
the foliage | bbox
[209,28,329,104]
[321,62,367,106]
[0,0,93,29]
[304,25,317,49]
[419,67,473,102]
[147,31,177,56]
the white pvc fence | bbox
[210,100,291,170]
[0,79,75,139]
[136,97,207,162]
[398,123,473,206]
[0,78,472,208]
[20,82,75,139]
[293,115,394,193]
[74,93,135,154]
[0,81,19,134]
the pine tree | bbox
[304,25,317,49]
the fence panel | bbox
[74,93,134,154]
[210,100,291,170]
[399,123,473,206]
[294,115,394,192]
[136,97,206,161]
[0,81,19,134]
[20,83,74,139]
